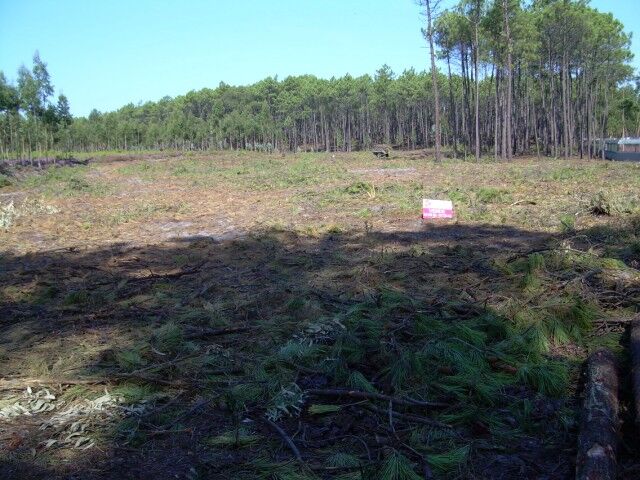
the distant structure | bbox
[593,138,640,161]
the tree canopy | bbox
[0,0,636,160]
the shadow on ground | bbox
[1,220,639,479]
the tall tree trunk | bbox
[473,6,480,162]
[503,0,513,160]
[425,0,441,162]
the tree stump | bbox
[576,348,619,480]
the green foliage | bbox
[346,370,377,393]
[21,166,110,197]
[208,428,262,447]
[153,321,184,353]
[278,340,318,363]
[587,191,639,216]
[110,383,156,403]
[62,289,89,305]
[1,3,636,159]
[266,383,305,421]
[378,451,422,480]
[559,214,576,233]
[115,348,147,371]
[475,187,510,204]
[0,173,11,188]
[345,181,376,196]
[589,191,613,216]
[326,452,361,468]
[517,361,568,397]
[308,404,342,415]
[427,445,470,473]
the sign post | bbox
[422,199,454,220]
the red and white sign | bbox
[422,199,454,219]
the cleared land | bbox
[1,151,640,479]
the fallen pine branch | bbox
[0,373,188,390]
[150,398,211,433]
[114,372,189,387]
[184,326,251,339]
[509,199,537,206]
[126,352,203,375]
[0,377,108,390]
[364,403,452,429]
[594,314,640,325]
[305,388,447,408]
[129,262,205,282]
[261,417,303,462]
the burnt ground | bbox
[1,152,639,479]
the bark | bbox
[425,0,441,162]
[630,318,640,434]
[575,348,619,480]
[502,0,513,160]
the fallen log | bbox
[576,348,619,480]
[631,318,640,434]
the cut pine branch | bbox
[305,388,447,409]
[576,348,619,480]
[184,326,251,339]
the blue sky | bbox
[0,0,637,117]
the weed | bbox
[345,181,376,198]
[588,191,639,216]
[559,214,576,233]
[62,290,89,305]
[153,321,184,353]
[115,348,147,371]
[589,191,612,215]
[475,187,510,204]
[0,173,11,188]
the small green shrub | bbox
[475,187,510,204]
[63,290,89,305]
[589,191,612,215]
[559,214,576,233]
[116,348,146,370]
[153,321,184,353]
[345,181,376,198]
[0,173,11,188]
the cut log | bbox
[630,318,640,433]
[576,348,619,480]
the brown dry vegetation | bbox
[1,151,640,479]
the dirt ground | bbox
[1,151,639,479]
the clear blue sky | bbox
[0,0,637,117]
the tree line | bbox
[0,0,637,161]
